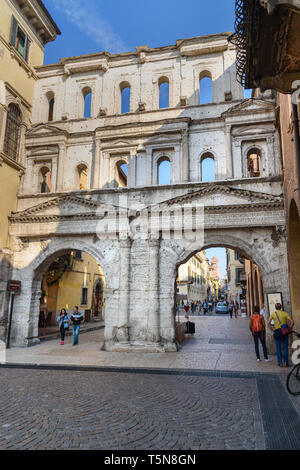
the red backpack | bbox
[251,314,263,333]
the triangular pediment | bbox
[156,185,283,209]
[222,99,275,117]
[10,195,117,221]
[26,124,68,138]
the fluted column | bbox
[147,238,160,343]
[117,237,132,343]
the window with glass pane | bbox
[3,104,21,161]
[16,27,26,58]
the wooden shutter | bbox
[9,15,18,47]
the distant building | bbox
[176,251,213,303]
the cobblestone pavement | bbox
[1,367,300,450]
[0,368,265,450]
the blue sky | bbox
[43,0,244,276]
[43,0,237,63]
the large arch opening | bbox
[36,249,106,341]
[174,244,265,359]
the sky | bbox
[42,0,245,276]
[43,0,238,64]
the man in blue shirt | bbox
[70,306,84,346]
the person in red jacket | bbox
[249,306,269,362]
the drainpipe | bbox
[292,104,300,189]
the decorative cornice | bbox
[11,194,99,219]
[164,184,283,206]
[0,151,25,172]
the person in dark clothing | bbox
[71,306,84,345]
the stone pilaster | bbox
[182,129,189,183]
[225,124,233,179]
[92,137,101,189]
[117,237,132,343]
[56,143,67,191]
[147,238,160,343]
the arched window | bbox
[39,167,51,193]
[77,164,88,190]
[157,156,171,185]
[159,77,169,109]
[116,160,128,187]
[199,72,213,104]
[46,92,55,122]
[247,148,261,177]
[3,103,22,161]
[201,153,215,182]
[120,82,130,114]
[48,98,54,121]
[83,87,92,118]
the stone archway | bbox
[159,228,290,351]
[10,237,119,347]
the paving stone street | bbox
[1,315,300,450]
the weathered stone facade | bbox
[7,33,290,351]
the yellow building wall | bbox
[0,161,19,249]
[0,0,44,105]
[42,252,106,316]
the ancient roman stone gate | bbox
[8,33,290,351]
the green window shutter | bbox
[24,36,31,62]
[9,15,18,47]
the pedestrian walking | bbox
[267,302,294,367]
[234,301,239,319]
[228,300,234,319]
[71,306,84,346]
[57,308,70,345]
[203,300,208,315]
[260,304,266,320]
[249,306,269,362]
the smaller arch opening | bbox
[82,87,92,118]
[77,164,88,190]
[116,160,128,187]
[159,77,170,109]
[120,82,131,114]
[199,71,213,104]
[39,166,51,193]
[201,153,215,182]
[157,156,171,185]
[46,91,55,122]
[247,148,261,177]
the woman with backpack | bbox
[249,305,269,362]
